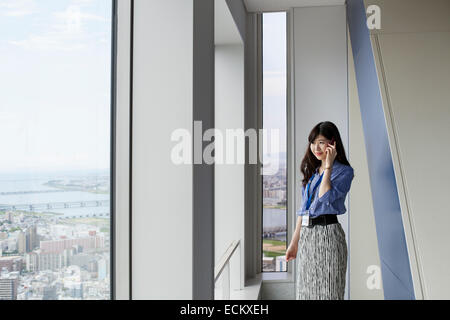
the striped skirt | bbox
[296,222,348,300]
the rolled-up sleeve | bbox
[317,166,354,204]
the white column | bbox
[292,5,349,299]
[132,0,193,299]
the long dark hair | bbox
[300,121,351,188]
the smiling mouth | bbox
[316,152,323,155]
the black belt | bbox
[306,214,338,228]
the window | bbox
[0,0,113,299]
[261,12,287,272]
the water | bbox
[0,170,110,217]
[263,207,287,231]
[0,171,286,221]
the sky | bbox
[263,12,287,154]
[0,2,285,173]
[0,0,112,173]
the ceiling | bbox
[215,0,243,45]
[214,0,346,44]
[243,0,345,12]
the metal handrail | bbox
[214,239,240,283]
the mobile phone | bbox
[330,137,335,145]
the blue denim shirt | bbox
[296,160,354,218]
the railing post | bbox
[222,262,230,300]
[239,241,243,290]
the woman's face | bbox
[310,134,331,160]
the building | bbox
[6,212,13,224]
[275,256,287,272]
[25,252,38,272]
[66,282,83,299]
[0,277,18,300]
[97,259,107,281]
[88,260,97,273]
[27,226,37,251]
[40,235,105,254]
[0,256,23,273]
[263,188,286,202]
[26,248,77,272]
[18,232,26,254]
[43,286,57,300]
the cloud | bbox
[9,2,109,52]
[263,74,287,97]
[53,4,106,33]
[0,0,37,17]
[10,34,86,51]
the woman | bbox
[286,121,355,300]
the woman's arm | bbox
[290,215,303,246]
[317,166,354,203]
[286,215,302,261]
[318,167,332,198]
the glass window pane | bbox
[0,0,112,300]
[262,12,287,272]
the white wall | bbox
[292,5,349,299]
[366,0,450,299]
[132,0,193,299]
[379,31,450,299]
[214,44,245,294]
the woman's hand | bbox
[285,242,298,262]
[325,140,337,168]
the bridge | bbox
[262,226,287,239]
[0,190,70,196]
[0,200,109,212]
[55,212,110,219]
